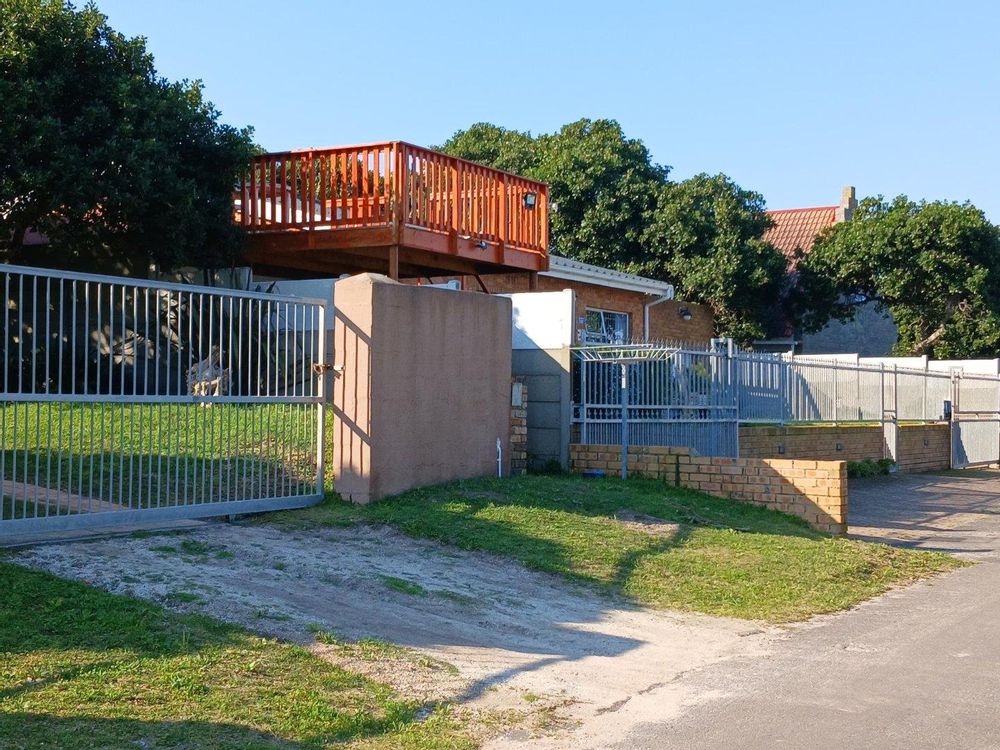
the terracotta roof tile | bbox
[764,206,838,263]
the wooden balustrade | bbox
[236,142,549,270]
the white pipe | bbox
[496,437,503,477]
[643,292,675,341]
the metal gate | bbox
[1,264,327,539]
[951,372,1000,468]
[572,343,739,461]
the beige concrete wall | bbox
[332,274,512,503]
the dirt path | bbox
[14,520,774,747]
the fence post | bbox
[833,363,839,426]
[315,302,327,494]
[880,363,886,424]
[579,355,588,444]
[893,365,899,418]
[619,361,629,480]
[923,366,928,420]
[780,354,789,426]
[730,338,740,458]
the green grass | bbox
[380,575,428,597]
[0,403,331,516]
[0,562,475,749]
[268,475,964,622]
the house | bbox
[435,257,714,345]
[756,186,897,355]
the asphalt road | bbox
[616,471,1000,750]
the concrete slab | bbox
[613,470,1000,749]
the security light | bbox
[523,192,537,209]
[678,307,693,321]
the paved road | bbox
[616,471,1000,750]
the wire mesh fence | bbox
[1,264,328,535]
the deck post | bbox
[527,272,539,291]
[387,246,399,280]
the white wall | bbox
[928,359,1000,375]
[505,290,575,350]
[860,355,928,370]
[251,278,336,331]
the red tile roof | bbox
[764,206,838,263]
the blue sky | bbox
[95,0,1000,219]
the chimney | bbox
[836,186,857,222]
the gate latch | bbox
[312,363,343,376]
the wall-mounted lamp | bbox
[523,192,537,209]
[678,307,693,321]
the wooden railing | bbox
[236,142,549,257]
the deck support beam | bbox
[387,246,399,280]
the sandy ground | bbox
[13,520,775,748]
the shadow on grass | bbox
[0,713,304,750]
[0,563,453,748]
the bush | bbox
[847,458,895,479]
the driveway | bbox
[13,521,770,743]
[613,470,1000,750]
[13,472,1000,749]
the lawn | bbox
[0,560,475,750]
[0,403,334,519]
[268,475,963,622]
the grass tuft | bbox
[380,575,428,597]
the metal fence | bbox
[1,264,328,537]
[573,340,1000,467]
[736,351,955,424]
[572,344,739,459]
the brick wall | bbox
[570,444,847,535]
[897,423,950,472]
[510,379,528,475]
[739,425,886,462]
[739,422,950,473]
[447,272,715,344]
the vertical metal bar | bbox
[316,301,327,496]
[619,362,628,480]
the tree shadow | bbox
[0,713,305,749]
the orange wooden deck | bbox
[235,142,549,280]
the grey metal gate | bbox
[572,343,739,461]
[1,264,328,539]
[951,372,1000,468]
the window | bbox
[583,308,630,344]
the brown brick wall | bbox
[441,272,715,344]
[896,423,951,472]
[738,423,950,473]
[569,444,847,535]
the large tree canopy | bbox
[637,174,788,344]
[0,0,255,273]
[438,119,668,269]
[439,121,787,342]
[796,196,1000,358]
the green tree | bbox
[637,174,788,344]
[0,0,255,273]
[438,118,669,268]
[796,196,1000,357]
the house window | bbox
[583,308,630,344]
